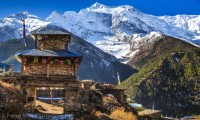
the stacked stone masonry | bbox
[23,64,75,76]
[40,40,66,50]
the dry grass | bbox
[0,81,21,94]
[90,109,111,120]
[103,96,118,104]
[35,100,64,114]
[110,107,137,120]
[0,68,14,76]
[94,110,102,118]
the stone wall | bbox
[80,81,126,104]
[101,89,126,103]
[64,82,80,113]
[81,80,95,90]
[18,79,127,118]
[39,40,66,50]
[23,64,75,76]
[49,65,74,76]
[23,64,47,75]
[26,87,36,110]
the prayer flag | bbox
[34,57,38,63]
[42,58,47,64]
[66,59,71,65]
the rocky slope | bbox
[119,35,200,116]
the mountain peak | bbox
[7,11,39,19]
[47,11,62,18]
[46,11,62,21]
[51,10,61,15]
[87,2,140,14]
[90,2,107,9]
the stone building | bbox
[15,25,81,78]
[13,25,127,119]
[15,25,83,113]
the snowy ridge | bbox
[159,15,200,41]
[159,15,200,33]
[46,3,200,62]
[0,3,200,63]
[0,11,49,41]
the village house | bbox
[15,25,83,113]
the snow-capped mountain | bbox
[0,3,200,63]
[0,11,49,41]
[159,15,200,39]
[46,2,200,62]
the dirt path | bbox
[35,100,64,114]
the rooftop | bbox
[15,49,81,57]
[31,24,71,35]
[139,109,162,116]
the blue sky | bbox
[0,0,200,19]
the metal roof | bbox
[139,109,162,116]
[31,24,71,35]
[15,49,81,57]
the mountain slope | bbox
[119,36,200,116]
[69,30,136,83]
[0,25,136,84]
[46,2,200,62]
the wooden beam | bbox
[21,64,23,73]
[34,35,38,49]
[47,64,50,78]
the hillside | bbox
[119,36,200,116]
[0,37,34,68]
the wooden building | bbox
[15,25,82,78]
